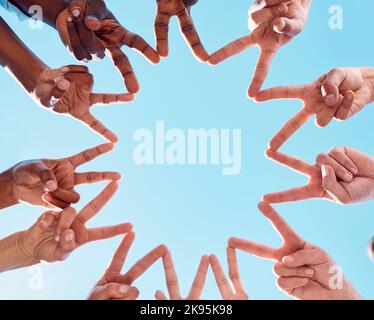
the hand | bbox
[154,0,209,62]
[255,67,374,151]
[155,251,209,300]
[229,202,361,300]
[264,147,374,205]
[10,143,120,209]
[18,181,132,263]
[209,0,311,97]
[34,65,134,142]
[209,248,249,300]
[88,231,167,300]
[56,0,160,93]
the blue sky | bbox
[1,0,374,300]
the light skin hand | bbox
[155,251,209,300]
[154,0,209,62]
[2,143,121,210]
[56,0,160,93]
[255,67,374,151]
[35,65,134,143]
[89,231,167,300]
[16,181,132,264]
[264,147,374,205]
[209,0,312,97]
[209,248,249,300]
[229,202,361,300]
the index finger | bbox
[177,9,209,62]
[90,92,135,106]
[208,34,256,65]
[78,181,118,223]
[123,244,168,285]
[79,112,119,143]
[187,255,209,300]
[248,47,278,97]
[258,202,302,245]
[269,108,312,151]
[227,247,246,295]
[209,254,233,299]
[265,149,315,176]
[121,31,160,64]
[68,143,114,167]
[229,237,278,261]
[160,251,182,300]
[107,231,135,273]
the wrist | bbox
[0,169,18,209]
[0,231,39,273]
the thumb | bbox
[31,162,57,192]
[321,165,351,204]
[273,17,304,36]
[84,0,108,30]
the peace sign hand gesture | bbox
[154,0,209,62]
[256,67,374,151]
[56,0,160,93]
[209,0,311,97]
[229,202,361,300]
[264,148,374,205]
[89,231,167,300]
[18,181,132,263]
[34,65,134,143]
[209,248,249,300]
[9,143,120,209]
[155,251,209,300]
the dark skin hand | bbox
[154,0,209,62]
[0,143,121,210]
[56,0,160,93]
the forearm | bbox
[0,169,18,209]
[0,231,38,272]
[0,17,47,93]
[8,0,68,26]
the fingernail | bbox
[343,172,353,181]
[325,94,336,106]
[65,233,74,242]
[350,167,358,175]
[72,9,80,17]
[283,255,294,263]
[39,220,48,228]
[45,180,57,192]
[305,268,314,276]
[302,278,309,284]
[119,285,129,294]
[54,235,61,242]
[56,79,70,90]
[274,19,286,32]
[345,91,354,100]
[277,4,287,13]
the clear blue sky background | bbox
[1,0,374,300]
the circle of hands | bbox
[4,0,374,300]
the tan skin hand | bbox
[264,147,374,205]
[18,181,132,263]
[229,202,361,300]
[10,143,121,209]
[209,248,249,300]
[154,0,209,62]
[56,0,160,93]
[209,0,311,97]
[155,252,209,300]
[255,67,374,151]
[89,231,167,300]
[34,65,134,143]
